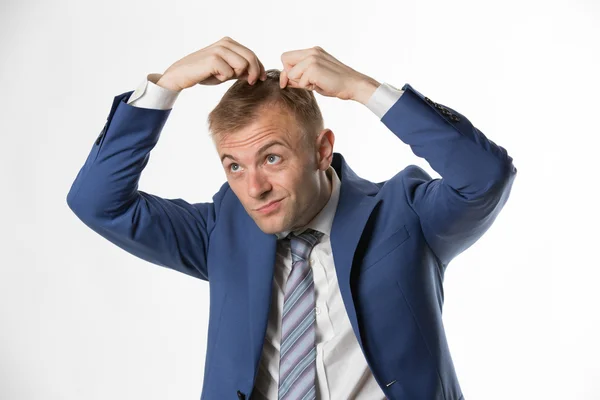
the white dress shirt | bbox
[126,73,405,399]
[127,73,403,119]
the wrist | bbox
[353,75,380,105]
[156,74,182,92]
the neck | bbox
[296,168,333,230]
[309,167,333,221]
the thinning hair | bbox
[206,69,325,148]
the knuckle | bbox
[237,61,249,74]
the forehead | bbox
[216,108,301,153]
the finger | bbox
[222,38,261,84]
[285,77,302,89]
[280,69,289,89]
[281,47,322,72]
[212,55,236,82]
[257,59,267,81]
[299,67,314,90]
[286,57,313,83]
[212,45,249,78]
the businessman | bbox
[67,37,517,400]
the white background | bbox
[1,0,599,398]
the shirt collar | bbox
[275,166,341,240]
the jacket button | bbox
[237,390,245,399]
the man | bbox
[67,37,517,400]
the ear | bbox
[315,128,335,171]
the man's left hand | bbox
[279,46,380,104]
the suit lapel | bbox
[329,153,380,350]
[244,214,277,384]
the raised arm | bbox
[382,84,517,267]
[277,46,516,267]
[66,37,268,280]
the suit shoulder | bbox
[208,181,233,217]
[211,180,232,203]
[373,165,435,208]
[400,164,434,185]
[378,164,433,189]
[182,181,232,236]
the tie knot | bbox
[289,228,323,263]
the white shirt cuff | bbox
[365,82,405,119]
[127,73,181,110]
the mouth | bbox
[255,199,283,213]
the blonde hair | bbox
[207,69,325,148]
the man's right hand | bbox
[156,36,268,92]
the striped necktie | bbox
[278,228,324,400]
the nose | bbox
[247,168,272,199]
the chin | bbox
[250,215,278,234]
[256,223,282,235]
[255,216,291,236]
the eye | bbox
[229,163,241,173]
[266,154,281,164]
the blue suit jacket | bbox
[67,83,517,400]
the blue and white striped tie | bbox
[278,228,323,400]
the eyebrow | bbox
[220,140,289,163]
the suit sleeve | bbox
[66,91,219,281]
[382,84,517,267]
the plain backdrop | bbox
[1,0,599,399]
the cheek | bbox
[287,176,313,203]
[270,171,295,192]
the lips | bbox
[256,199,281,211]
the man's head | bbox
[207,69,335,235]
